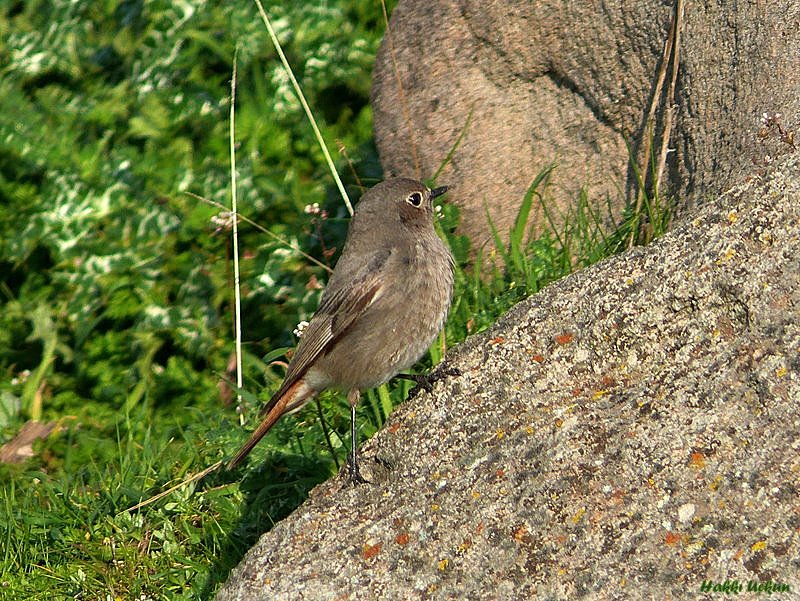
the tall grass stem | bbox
[230,47,244,416]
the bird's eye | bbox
[406,191,423,207]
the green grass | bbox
[0,1,673,599]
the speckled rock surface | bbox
[216,157,799,600]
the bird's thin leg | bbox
[347,388,369,484]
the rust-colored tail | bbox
[226,380,311,470]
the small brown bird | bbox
[227,178,455,480]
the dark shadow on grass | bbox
[197,450,337,600]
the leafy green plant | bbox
[0,1,394,597]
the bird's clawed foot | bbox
[347,449,370,485]
[401,361,461,399]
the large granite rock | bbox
[372,0,800,252]
[216,155,799,598]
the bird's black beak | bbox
[430,185,448,199]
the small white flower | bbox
[211,211,236,231]
[293,320,310,338]
[304,203,321,215]
[11,369,31,386]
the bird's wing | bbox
[258,248,391,417]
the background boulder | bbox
[372,0,800,252]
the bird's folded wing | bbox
[258,248,391,417]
